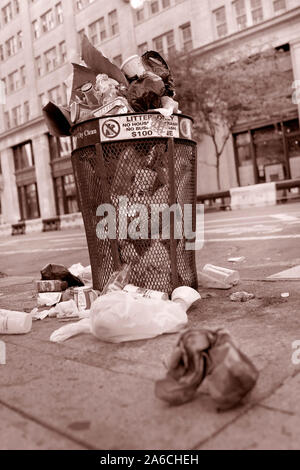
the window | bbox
[24,101,30,122]
[78,29,85,44]
[150,1,159,14]
[13,142,34,171]
[108,10,119,36]
[135,7,144,22]
[0,45,4,62]
[138,42,148,55]
[36,56,42,76]
[17,31,23,50]
[214,6,227,37]
[18,184,40,220]
[20,65,26,86]
[13,0,19,15]
[59,41,67,64]
[89,17,106,45]
[2,3,13,24]
[113,55,122,67]
[12,105,22,126]
[5,36,17,57]
[233,0,247,30]
[32,20,40,40]
[41,9,55,33]
[4,111,10,130]
[153,35,164,56]
[166,30,175,56]
[75,0,96,12]
[48,86,62,104]
[180,23,193,52]
[39,92,48,107]
[44,47,58,73]
[251,0,263,24]
[8,70,20,93]
[54,173,78,215]
[162,0,170,8]
[273,0,286,12]
[55,2,63,24]
[153,31,175,57]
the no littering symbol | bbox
[102,119,120,139]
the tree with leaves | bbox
[169,47,294,189]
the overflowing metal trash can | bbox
[71,112,198,295]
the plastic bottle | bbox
[0,309,32,334]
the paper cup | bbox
[121,55,146,79]
[171,286,201,310]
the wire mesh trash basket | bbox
[71,112,198,295]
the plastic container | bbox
[0,309,32,334]
[171,286,201,310]
[202,264,240,286]
[121,55,146,79]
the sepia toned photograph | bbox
[0,0,300,454]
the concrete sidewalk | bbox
[0,274,300,450]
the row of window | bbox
[2,65,26,96]
[138,22,192,57]
[32,2,63,40]
[11,138,78,219]
[1,0,19,27]
[39,84,68,108]
[35,41,67,77]
[4,102,30,131]
[135,0,173,23]
[214,0,286,38]
[78,9,119,47]
[0,31,23,62]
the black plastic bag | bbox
[41,264,84,287]
[142,51,175,98]
[127,71,165,112]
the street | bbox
[0,202,300,450]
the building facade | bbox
[0,0,300,225]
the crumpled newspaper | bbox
[155,328,259,410]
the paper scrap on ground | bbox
[268,265,300,279]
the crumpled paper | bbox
[155,328,259,410]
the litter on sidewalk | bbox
[50,285,200,344]
[230,291,255,302]
[198,264,240,290]
[155,328,259,410]
[0,309,32,334]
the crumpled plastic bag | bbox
[90,291,188,343]
[155,328,259,410]
[127,71,165,112]
[41,264,84,287]
[50,318,91,343]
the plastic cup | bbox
[171,286,201,310]
[121,55,146,79]
[202,264,239,286]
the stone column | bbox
[32,134,56,219]
[0,148,20,223]
[290,38,300,119]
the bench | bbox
[11,222,26,236]
[42,217,61,232]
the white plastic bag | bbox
[89,291,188,343]
[50,318,91,343]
